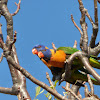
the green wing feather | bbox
[57,47,79,54]
[72,70,100,85]
[57,47,100,69]
[65,70,100,86]
[89,57,100,69]
[55,47,100,85]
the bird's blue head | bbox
[32,44,52,61]
[32,44,46,55]
[38,48,52,61]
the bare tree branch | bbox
[0,23,4,48]
[0,0,31,99]
[87,74,94,95]
[8,58,67,100]
[65,82,70,89]
[68,81,83,100]
[71,14,84,50]
[52,42,57,51]
[73,40,77,48]
[46,72,56,91]
[78,0,88,53]
[84,85,89,97]
[0,87,18,95]
[12,45,31,100]
[62,86,81,100]
[0,53,3,63]
[8,31,17,51]
[71,14,83,36]
[11,0,21,16]
[0,1,13,40]
[0,0,100,99]
[65,51,100,83]
[89,0,98,48]
[0,38,68,100]
[83,76,100,100]
[94,0,98,25]
[85,9,94,26]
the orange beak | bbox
[38,51,44,58]
[32,48,38,55]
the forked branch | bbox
[71,15,83,36]
[62,86,81,100]
[11,0,21,16]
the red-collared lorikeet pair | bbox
[32,44,100,86]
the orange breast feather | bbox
[48,50,66,68]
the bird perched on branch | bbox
[32,44,100,86]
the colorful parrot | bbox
[32,45,63,81]
[32,44,100,86]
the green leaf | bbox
[35,86,44,98]
[48,94,52,100]
[35,86,41,98]
[44,92,50,97]
[44,92,52,100]
[54,80,58,87]
[39,89,44,94]
[50,85,53,89]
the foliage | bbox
[34,80,59,100]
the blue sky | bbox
[0,0,100,99]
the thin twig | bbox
[73,40,77,48]
[89,0,98,47]
[94,0,98,25]
[87,74,94,95]
[85,9,94,26]
[8,31,17,51]
[52,42,57,51]
[62,86,81,100]
[11,0,21,16]
[77,91,82,99]
[46,72,55,89]
[64,82,70,98]
[71,14,83,35]
[84,85,89,97]
[13,31,17,44]
[0,53,3,63]
[79,0,88,53]
[84,75,94,98]
[65,82,70,89]
[0,23,4,46]
[71,14,83,50]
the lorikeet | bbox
[32,45,100,86]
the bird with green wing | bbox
[32,44,100,86]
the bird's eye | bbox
[41,49,46,52]
[38,46,41,48]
